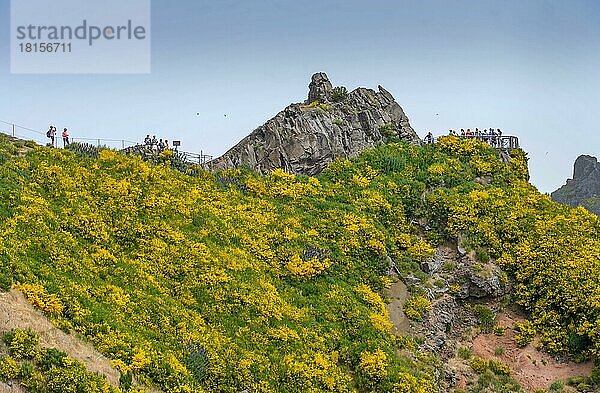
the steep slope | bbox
[552,155,600,215]
[211,73,420,175]
[0,290,121,386]
[1,132,600,392]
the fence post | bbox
[122,140,125,149]
[98,139,101,147]
[12,124,15,137]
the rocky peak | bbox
[573,155,599,180]
[307,72,333,103]
[211,73,421,176]
[552,154,600,215]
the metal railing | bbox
[0,119,49,145]
[174,150,214,166]
[427,134,520,150]
[70,137,138,150]
[463,134,519,150]
[0,120,137,150]
[0,119,214,162]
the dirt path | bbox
[472,312,593,392]
[386,279,411,335]
[0,290,121,387]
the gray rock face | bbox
[463,264,505,299]
[211,73,421,176]
[421,248,452,275]
[307,72,334,103]
[421,295,457,353]
[454,254,505,300]
[552,155,600,215]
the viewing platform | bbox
[430,134,520,150]
[462,135,519,150]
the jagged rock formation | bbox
[552,155,600,215]
[404,237,507,358]
[211,73,421,176]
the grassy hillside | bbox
[0,134,599,392]
[581,196,600,216]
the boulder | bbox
[455,261,505,299]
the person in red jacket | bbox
[62,128,70,146]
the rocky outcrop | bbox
[552,155,600,215]
[211,73,421,176]
[409,241,506,359]
[307,72,334,103]
[421,295,457,353]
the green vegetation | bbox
[306,100,329,111]
[473,305,496,333]
[0,133,599,391]
[470,358,520,393]
[514,320,536,348]
[3,329,40,360]
[472,370,522,393]
[0,329,116,392]
[469,356,488,374]
[331,86,348,103]
[549,380,565,393]
[457,346,473,360]
[403,295,431,321]
[488,359,510,376]
[378,124,397,138]
[494,326,507,336]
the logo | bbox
[11,0,151,74]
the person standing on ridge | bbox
[425,132,434,144]
[144,135,152,146]
[62,128,70,146]
[46,126,56,147]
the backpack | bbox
[46,130,51,137]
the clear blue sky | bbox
[1,0,599,193]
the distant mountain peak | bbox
[573,155,599,181]
[552,154,600,215]
[211,73,421,176]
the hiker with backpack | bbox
[424,132,434,144]
[46,126,57,147]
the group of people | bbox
[46,125,70,147]
[449,128,503,138]
[424,128,504,147]
[144,135,171,152]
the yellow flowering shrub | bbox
[370,312,393,333]
[0,132,592,391]
[286,254,332,277]
[403,296,431,321]
[2,329,39,360]
[0,356,20,381]
[16,283,64,315]
[359,349,388,378]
